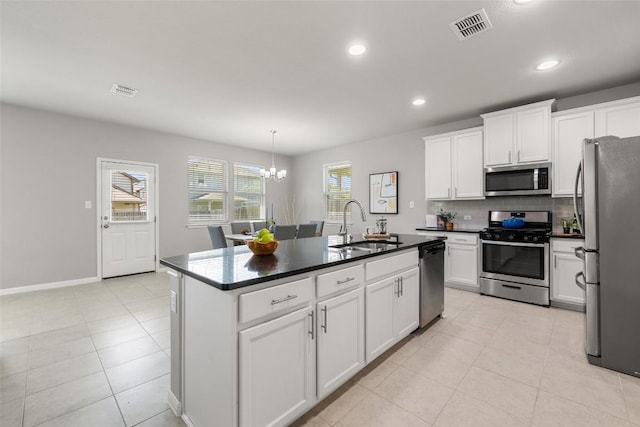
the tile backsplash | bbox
[426,196,576,232]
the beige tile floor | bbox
[2,273,639,427]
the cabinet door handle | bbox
[271,294,297,305]
[336,277,355,285]
[508,151,512,163]
[447,188,451,198]
[400,276,404,297]
[554,256,557,268]
[454,187,458,198]
[321,306,328,333]
[308,310,315,340]
[394,278,400,297]
[517,150,521,163]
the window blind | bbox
[188,156,227,223]
[324,162,352,221]
[234,163,265,220]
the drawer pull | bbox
[270,294,298,305]
[309,310,315,340]
[502,284,522,290]
[336,277,355,285]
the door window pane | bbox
[110,170,148,222]
[482,243,545,279]
[324,162,352,221]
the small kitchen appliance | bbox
[479,210,552,306]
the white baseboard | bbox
[168,391,182,416]
[181,414,195,427]
[0,276,100,296]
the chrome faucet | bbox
[339,199,367,244]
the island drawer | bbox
[316,264,364,298]
[239,277,314,324]
[366,250,418,281]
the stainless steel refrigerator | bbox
[574,135,640,378]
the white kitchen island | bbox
[160,234,442,427]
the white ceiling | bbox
[2,1,640,155]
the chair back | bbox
[230,221,251,234]
[252,221,267,232]
[296,224,318,239]
[207,225,227,249]
[310,220,325,236]
[274,225,297,241]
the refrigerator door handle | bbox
[573,161,584,233]
[575,271,586,291]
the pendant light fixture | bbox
[260,130,287,182]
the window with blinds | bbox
[188,156,228,223]
[234,163,265,220]
[324,162,352,221]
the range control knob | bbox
[523,235,529,242]
[508,234,515,240]
[532,236,539,242]
[494,234,501,240]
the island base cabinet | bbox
[365,268,419,363]
[316,287,365,399]
[239,307,316,427]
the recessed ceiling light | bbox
[514,0,534,4]
[536,60,560,70]
[412,98,426,106]
[348,44,366,56]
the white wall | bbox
[0,104,293,290]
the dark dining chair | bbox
[296,224,318,239]
[207,225,227,249]
[310,220,325,236]
[252,221,267,232]
[274,225,297,241]
[230,222,251,234]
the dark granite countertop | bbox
[551,232,585,239]
[415,227,483,234]
[160,234,443,291]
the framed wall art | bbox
[369,171,398,214]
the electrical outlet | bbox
[85,201,92,209]
[463,215,472,221]
[409,201,415,208]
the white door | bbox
[452,130,484,199]
[365,276,396,363]
[483,113,515,167]
[394,268,420,339]
[239,307,315,427]
[445,244,479,287]
[316,288,365,399]
[517,106,551,163]
[552,111,594,196]
[424,136,452,199]
[100,160,157,278]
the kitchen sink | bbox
[329,240,402,252]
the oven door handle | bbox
[481,240,547,247]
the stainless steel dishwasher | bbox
[419,241,445,328]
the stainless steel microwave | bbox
[484,162,551,196]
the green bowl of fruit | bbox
[246,228,279,255]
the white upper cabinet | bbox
[482,99,555,167]
[594,97,640,138]
[424,127,483,200]
[552,111,594,197]
[551,96,640,198]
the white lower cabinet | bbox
[418,231,479,290]
[551,238,585,309]
[365,267,419,362]
[316,287,365,399]
[239,306,316,427]
[445,242,478,288]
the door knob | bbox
[103,224,109,229]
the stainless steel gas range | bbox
[479,210,552,306]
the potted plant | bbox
[438,209,457,231]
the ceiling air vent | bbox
[110,84,139,98]
[450,8,493,41]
